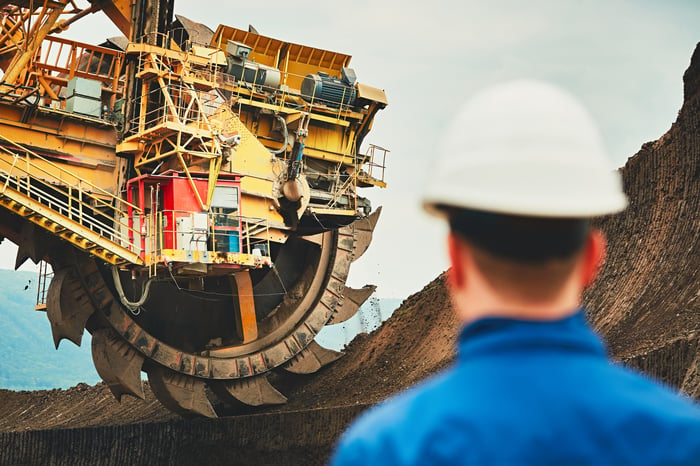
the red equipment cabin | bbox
[126,171,242,261]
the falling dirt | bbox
[1,42,699,465]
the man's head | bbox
[445,209,606,321]
[422,80,627,322]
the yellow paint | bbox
[155,250,270,268]
[232,271,258,343]
[356,83,388,105]
[309,208,357,216]
[98,0,132,36]
[240,193,284,225]
[211,105,279,180]
[211,25,351,90]
[0,186,141,265]
[0,107,121,194]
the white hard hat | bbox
[423,80,628,218]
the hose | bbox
[111,266,155,314]
[270,113,288,156]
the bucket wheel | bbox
[43,209,380,417]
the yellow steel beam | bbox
[0,189,142,265]
[231,271,258,343]
[176,152,206,211]
[2,1,68,85]
[357,177,387,188]
[206,154,223,207]
[301,146,355,165]
[98,0,132,37]
[126,43,210,67]
[308,207,357,216]
[155,250,271,267]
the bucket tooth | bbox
[210,375,287,407]
[147,367,217,418]
[46,267,94,348]
[330,285,377,324]
[352,207,381,262]
[283,340,343,374]
[15,222,48,270]
[92,328,145,401]
[14,246,30,270]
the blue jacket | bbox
[331,310,700,465]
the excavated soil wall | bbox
[0,405,366,466]
[0,42,698,465]
[584,42,700,395]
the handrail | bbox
[155,209,270,255]
[0,164,140,247]
[37,35,124,86]
[359,144,389,184]
[127,41,360,125]
[0,34,125,110]
[327,169,357,210]
[0,134,141,213]
[0,141,142,250]
[35,260,53,310]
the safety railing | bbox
[149,209,271,257]
[35,260,53,310]
[358,144,389,185]
[0,135,142,251]
[240,217,272,256]
[128,32,360,125]
[127,76,225,138]
[36,35,124,88]
[212,62,358,120]
[311,169,357,211]
[0,34,125,111]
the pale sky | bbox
[2,0,698,299]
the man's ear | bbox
[447,233,466,290]
[581,229,607,288]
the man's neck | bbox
[452,271,583,324]
[455,300,581,324]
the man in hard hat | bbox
[331,80,700,465]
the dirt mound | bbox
[1,42,699,435]
[0,383,174,433]
[583,41,700,396]
[265,273,457,413]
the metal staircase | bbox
[0,136,143,266]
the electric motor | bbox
[301,71,357,108]
[226,57,281,90]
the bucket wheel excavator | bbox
[0,0,389,416]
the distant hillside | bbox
[317,297,403,351]
[0,269,99,390]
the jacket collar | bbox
[458,309,607,359]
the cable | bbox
[270,113,288,156]
[111,267,154,315]
[271,264,288,295]
[311,210,330,230]
[160,266,288,300]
